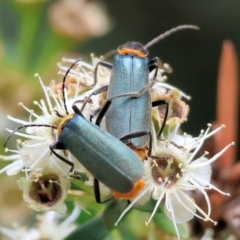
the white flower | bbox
[61,56,176,94]
[151,64,191,101]
[18,168,70,214]
[0,203,81,240]
[59,56,112,88]
[115,124,233,240]
[0,60,101,177]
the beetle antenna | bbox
[72,105,84,117]
[144,25,199,49]
[62,58,81,116]
[102,49,117,59]
[4,124,57,148]
[54,109,64,118]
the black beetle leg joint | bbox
[69,171,82,180]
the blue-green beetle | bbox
[83,25,199,149]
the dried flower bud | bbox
[48,0,111,41]
[17,168,70,214]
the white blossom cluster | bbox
[0,56,233,239]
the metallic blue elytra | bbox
[58,113,144,193]
[105,54,151,148]
[91,26,199,149]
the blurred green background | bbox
[82,0,240,137]
[1,0,239,135]
[0,0,239,234]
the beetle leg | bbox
[95,99,112,126]
[90,108,101,122]
[50,143,82,180]
[92,60,113,88]
[50,143,74,171]
[108,80,155,100]
[119,131,153,157]
[149,57,162,80]
[80,85,108,112]
[152,100,169,140]
[94,178,114,204]
[95,83,157,126]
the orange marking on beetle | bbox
[128,144,148,161]
[117,48,147,58]
[57,113,74,136]
[111,180,145,199]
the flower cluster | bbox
[0,56,108,213]
[0,55,233,239]
[0,204,81,240]
[115,123,233,238]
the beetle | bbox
[4,59,156,203]
[82,25,199,148]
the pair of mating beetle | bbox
[5,25,198,203]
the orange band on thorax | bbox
[57,113,74,136]
[117,48,147,58]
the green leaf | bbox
[118,227,138,240]
[153,213,189,239]
[66,216,108,240]
[103,200,128,231]
[71,178,93,194]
